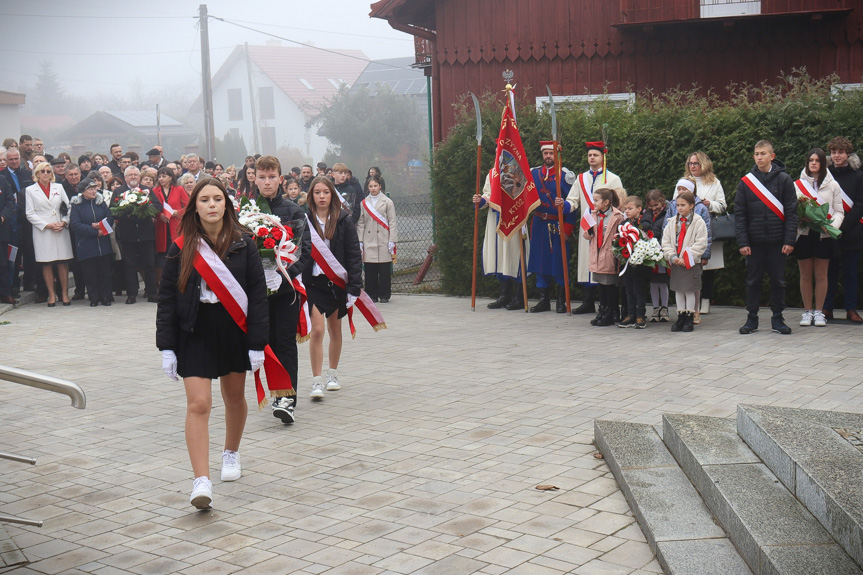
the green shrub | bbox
[431,71,863,308]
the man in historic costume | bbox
[527,142,577,313]
[565,141,624,314]
[474,170,529,310]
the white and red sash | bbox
[741,173,784,221]
[306,216,386,338]
[795,179,824,205]
[578,173,597,232]
[362,196,396,260]
[98,218,113,235]
[835,182,863,224]
[174,236,293,408]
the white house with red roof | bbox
[193,42,368,164]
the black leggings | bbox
[598,283,618,310]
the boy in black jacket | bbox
[735,140,799,335]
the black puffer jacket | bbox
[735,160,798,247]
[828,157,863,251]
[263,195,312,298]
[302,209,363,296]
[156,233,269,351]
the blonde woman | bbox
[25,162,73,306]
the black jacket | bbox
[639,200,670,240]
[335,181,363,223]
[262,195,313,301]
[111,185,162,243]
[156,234,269,351]
[1,166,33,221]
[70,194,114,261]
[735,160,799,247]
[828,161,863,251]
[0,176,15,243]
[302,209,363,296]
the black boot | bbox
[771,313,792,335]
[595,306,615,326]
[612,305,621,324]
[505,288,524,311]
[671,311,686,332]
[590,305,606,326]
[682,312,695,332]
[487,281,512,309]
[556,288,567,313]
[739,314,759,335]
[573,285,596,314]
[530,288,551,313]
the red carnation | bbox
[257,227,269,238]
[271,228,283,240]
[284,227,294,240]
[263,238,276,249]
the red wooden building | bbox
[370,0,863,144]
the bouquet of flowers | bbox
[797,196,842,240]
[238,196,304,294]
[613,222,664,274]
[110,188,158,219]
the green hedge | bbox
[431,71,863,308]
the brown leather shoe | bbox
[822,309,834,320]
[0,296,18,305]
[847,309,863,324]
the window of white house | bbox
[535,92,635,113]
[259,87,275,120]
[700,0,760,19]
[261,126,277,155]
[228,89,243,121]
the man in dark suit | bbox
[106,143,123,176]
[0,175,18,304]
[1,148,43,300]
[111,166,161,303]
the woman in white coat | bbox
[356,175,397,303]
[26,161,73,306]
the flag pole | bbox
[470,93,482,312]
[547,87,571,314]
[503,76,530,313]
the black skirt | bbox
[795,232,837,260]
[177,303,250,379]
[307,274,347,319]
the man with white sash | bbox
[562,141,623,315]
[734,140,798,335]
[824,136,863,323]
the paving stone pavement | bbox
[0,294,862,574]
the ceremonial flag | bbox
[98,218,113,235]
[488,102,540,240]
[7,245,17,263]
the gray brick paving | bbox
[0,295,861,574]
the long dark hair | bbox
[308,176,342,240]
[176,178,243,292]
[237,166,257,198]
[805,147,828,187]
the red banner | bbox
[488,103,540,240]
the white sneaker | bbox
[190,476,212,509]
[220,450,241,481]
[310,377,324,399]
[800,310,813,326]
[812,310,827,327]
[326,369,341,391]
[700,299,710,314]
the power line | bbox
[226,18,415,43]
[209,16,414,72]
[1,45,235,57]
[0,12,193,19]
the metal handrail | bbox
[0,365,86,409]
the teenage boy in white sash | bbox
[735,140,799,335]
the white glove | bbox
[264,268,283,291]
[388,242,395,255]
[162,350,178,381]
[346,294,357,309]
[248,350,265,373]
[359,242,364,255]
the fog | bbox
[0,0,414,111]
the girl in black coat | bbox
[156,178,268,510]
[303,176,363,400]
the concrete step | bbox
[594,419,752,575]
[663,413,862,575]
[738,404,863,568]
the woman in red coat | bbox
[153,166,189,285]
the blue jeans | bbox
[825,250,860,311]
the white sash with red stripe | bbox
[795,179,824,205]
[742,173,784,221]
[835,181,863,224]
[578,173,597,232]
[306,216,386,338]
[362,196,389,230]
[174,236,294,408]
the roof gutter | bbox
[386,18,436,41]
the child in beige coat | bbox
[662,191,708,332]
[583,188,624,326]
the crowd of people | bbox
[475,136,863,334]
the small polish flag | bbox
[163,203,175,219]
[7,245,18,262]
[98,218,113,235]
[682,247,697,269]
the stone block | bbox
[655,539,752,575]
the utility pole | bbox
[244,43,260,155]
[199,4,216,160]
[156,104,161,147]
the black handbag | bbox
[710,213,736,242]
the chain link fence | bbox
[389,197,439,293]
